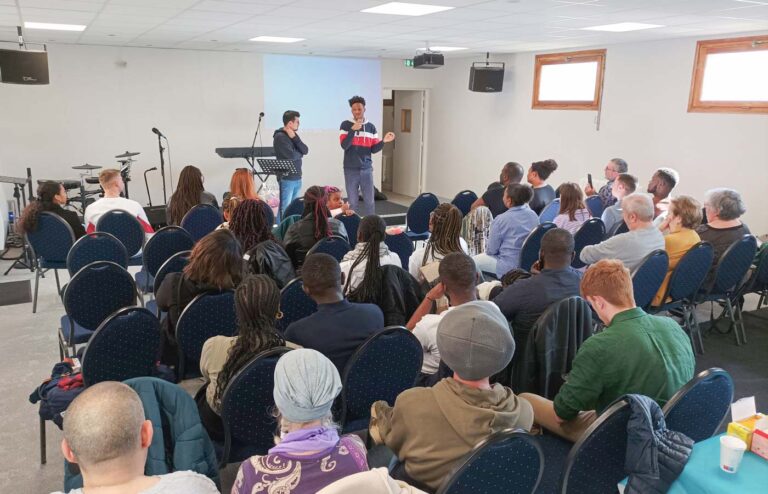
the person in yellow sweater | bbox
[652,196,703,306]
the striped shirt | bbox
[339,120,385,170]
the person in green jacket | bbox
[520,259,695,442]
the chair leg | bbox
[688,306,704,355]
[40,416,46,464]
[725,299,741,346]
[736,301,747,345]
[54,269,61,294]
[32,267,41,313]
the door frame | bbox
[383,87,429,196]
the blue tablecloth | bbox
[622,434,767,493]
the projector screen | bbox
[263,54,382,131]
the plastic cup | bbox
[720,435,747,473]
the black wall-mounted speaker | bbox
[0,49,50,85]
[469,64,504,93]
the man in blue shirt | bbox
[284,253,384,374]
[493,228,582,350]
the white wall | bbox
[382,33,768,234]
[0,44,379,210]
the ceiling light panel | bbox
[582,22,664,32]
[362,2,454,16]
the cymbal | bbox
[115,151,140,158]
[71,163,103,170]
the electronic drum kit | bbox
[39,151,140,214]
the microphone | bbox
[151,127,165,138]
[146,166,157,172]
[259,112,265,118]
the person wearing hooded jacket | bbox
[274,110,309,220]
[368,301,534,491]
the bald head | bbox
[63,382,146,467]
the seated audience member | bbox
[408,203,467,282]
[156,229,244,366]
[493,228,582,348]
[369,301,533,491]
[462,205,493,257]
[601,173,637,234]
[284,253,383,373]
[84,168,153,234]
[697,187,750,263]
[584,158,629,209]
[216,194,241,230]
[406,253,478,382]
[199,275,285,441]
[326,185,355,217]
[317,468,428,494]
[553,182,591,235]
[653,196,702,306]
[341,215,402,293]
[520,260,694,442]
[480,184,539,278]
[230,168,259,200]
[232,349,368,494]
[54,382,219,494]
[580,193,664,271]
[18,181,85,239]
[166,165,218,225]
[229,198,275,252]
[526,159,558,215]
[283,186,348,268]
[647,167,679,224]
[470,161,525,217]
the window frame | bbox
[688,35,768,114]
[532,49,607,111]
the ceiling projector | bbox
[413,51,444,69]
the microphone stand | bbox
[156,133,167,204]
[144,169,154,207]
[248,114,264,173]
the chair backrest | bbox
[561,399,631,494]
[152,250,191,294]
[67,232,128,276]
[63,261,137,331]
[339,326,422,429]
[571,218,605,268]
[220,347,292,463]
[752,246,768,291]
[142,226,194,276]
[81,307,161,386]
[406,193,440,234]
[283,197,305,218]
[451,189,478,217]
[335,214,361,248]
[96,209,145,257]
[709,235,758,296]
[437,430,544,494]
[176,290,237,378]
[585,195,604,218]
[180,204,223,243]
[26,211,75,265]
[275,214,301,241]
[663,368,734,443]
[663,242,714,304]
[631,249,669,310]
[276,278,317,333]
[384,231,414,270]
[307,234,351,262]
[609,220,628,237]
[538,198,560,224]
[519,222,557,272]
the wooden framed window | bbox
[532,49,606,110]
[400,109,412,133]
[688,35,768,114]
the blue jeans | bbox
[279,178,302,221]
[344,168,374,217]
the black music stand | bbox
[256,159,299,217]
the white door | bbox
[393,90,424,198]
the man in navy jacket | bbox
[274,110,309,220]
[339,95,395,217]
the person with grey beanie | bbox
[232,349,369,494]
[369,301,534,491]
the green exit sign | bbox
[404,59,414,67]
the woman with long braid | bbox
[340,215,401,296]
[229,198,274,252]
[198,274,287,441]
[283,185,348,268]
[408,203,468,282]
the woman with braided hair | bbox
[340,215,401,296]
[18,181,85,239]
[283,185,348,268]
[408,203,468,282]
[229,198,275,252]
[198,274,287,441]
